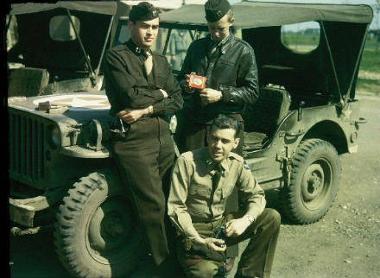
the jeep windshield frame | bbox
[160,2,373,102]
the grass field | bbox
[357,37,380,94]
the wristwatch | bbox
[245,214,255,224]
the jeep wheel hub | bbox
[301,159,332,209]
[87,197,132,257]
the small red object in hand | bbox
[189,74,207,90]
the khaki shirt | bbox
[168,148,266,241]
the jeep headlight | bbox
[50,126,61,148]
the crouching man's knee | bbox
[185,260,220,278]
[265,208,281,228]
[255,208,281,233]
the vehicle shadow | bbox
[265,188,293,225]
[10,229,69,278]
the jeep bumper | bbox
[9,196,49,227]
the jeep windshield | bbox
[7,1,117,95]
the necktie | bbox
[212,164,223,190]
[208,42,220,60]
[144,51,153,76]
[209,164,222,219]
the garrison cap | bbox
[204,0,231,23]
[129,2,160,22]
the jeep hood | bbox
[8,92,113,126]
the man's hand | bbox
[201,237,227,253]
[225,216,252,237]
[159,89,169,98]
[182,72,195,93]
[200,88,222,105]
[185,72,196,85]
[117,107,151,124]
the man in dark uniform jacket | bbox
[103,2,183,268]
[175,0,259,155]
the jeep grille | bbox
[9,109,47,183]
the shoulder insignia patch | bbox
[182,151,195,161]
[229,152,244,162]
[243,162,251,170]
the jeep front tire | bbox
[281,139,341,224]
[54,172,142,278]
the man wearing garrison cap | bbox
[175,0,259,156]
[103,1,183,273]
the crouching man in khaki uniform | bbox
[168,114,281,278]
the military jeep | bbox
[8,1,373,278]
[159,2,372,224]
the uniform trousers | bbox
[112,117,175,266]
[177,208,281,278]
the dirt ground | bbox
[9,93,380,278]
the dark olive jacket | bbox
[177,34,259,123]
[104,40,183,120]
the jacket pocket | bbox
[221,184,234,200]
[213,61,237,84]
[188,185,211,200]
[218,59,236,66]
[214,187,223,201]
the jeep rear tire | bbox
[280,139,341,224]
[54,172,143,278]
